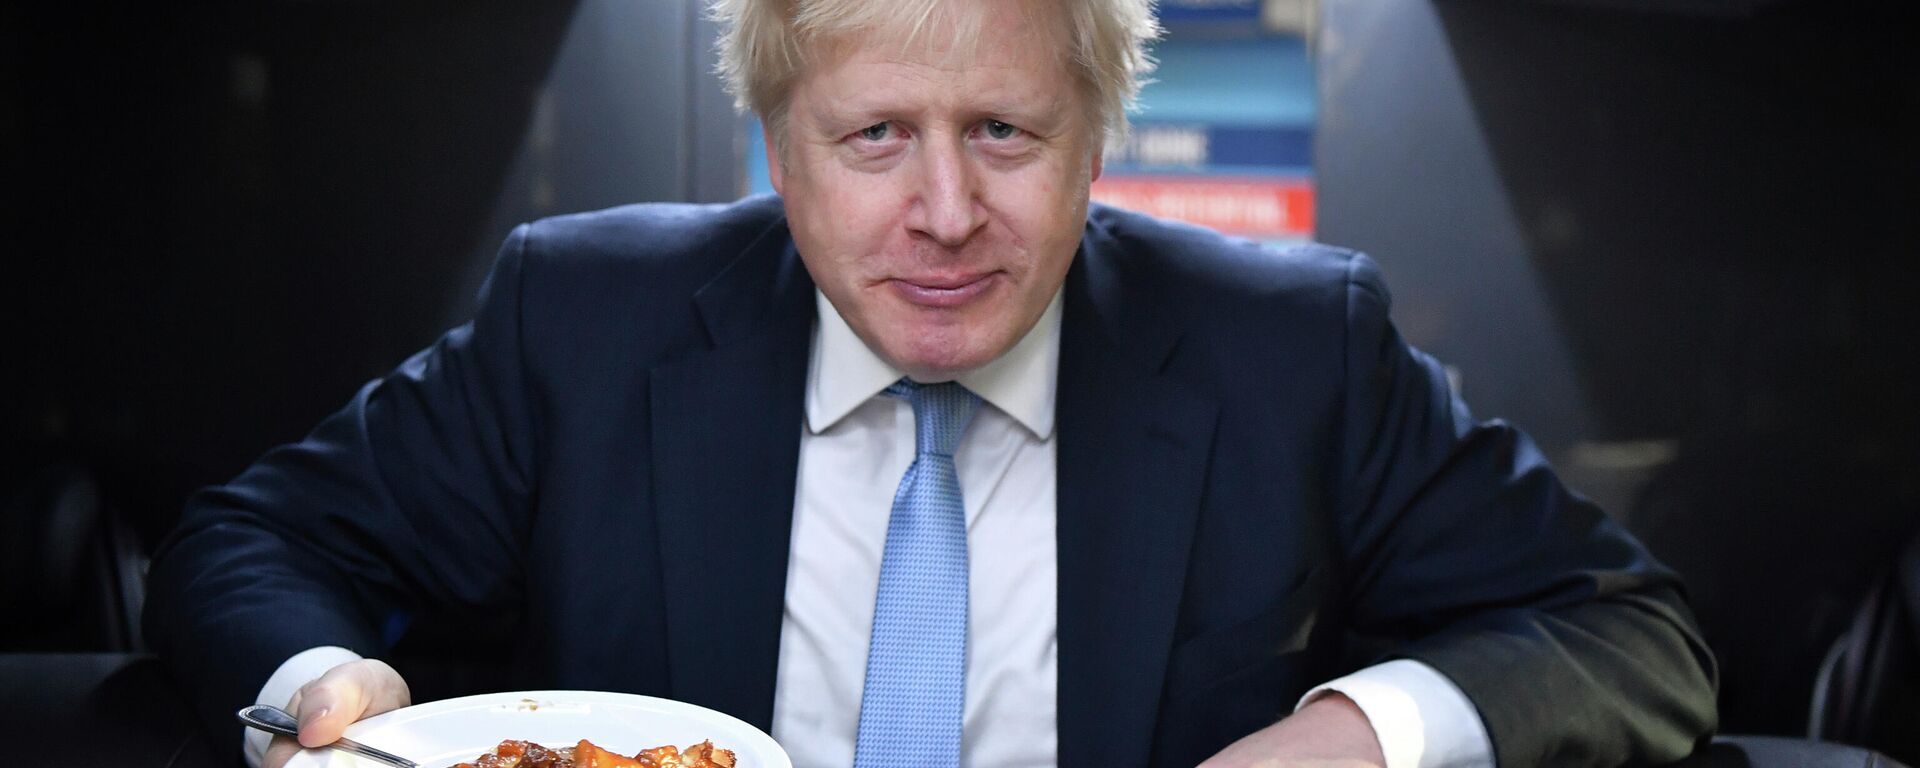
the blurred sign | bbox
[1159,0,1263,21]
[1261,0,1315,36]
[1105,123,1312,172]
[1159,0,1315,35]
[1091,176,1314,238]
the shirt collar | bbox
[805,288,1061,439]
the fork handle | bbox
[236,704,419,768]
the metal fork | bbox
[237,704,420,768]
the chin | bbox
[885,330,1003,381]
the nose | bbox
[907,137,987,248]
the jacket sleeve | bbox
[143,224,542,744]
[1333,253,1717,766]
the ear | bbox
[1090,147,1103,183]
[764,124,785,194]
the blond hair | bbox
[710,0,1160,150]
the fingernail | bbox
[301,707,330,727]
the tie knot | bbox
[887,379,983,458]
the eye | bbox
[983,119,1020,140]
[857,122,892,142]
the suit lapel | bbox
[650,223,813,731]
[1056,221,1220,767]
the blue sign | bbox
[1159,0,1263,22]
[1104,123,1312,175]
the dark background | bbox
[5,0,1917,756]
[1316,0,1920,742]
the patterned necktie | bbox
[852,379,984,768]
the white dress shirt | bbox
[774,290,1065,768]
[251,288,1494,768]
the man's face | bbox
[769,2,1101,380]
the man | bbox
[144,0,1718,766]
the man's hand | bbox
[262,659,412,768]
[1196,692,1387,768]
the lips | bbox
[889,272,998,309]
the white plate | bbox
[283,690,791,768]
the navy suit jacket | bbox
[147,195,1715,767]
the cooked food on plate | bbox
[454,738,736,768]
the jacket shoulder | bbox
[517,194,786,276]
[489,195,790,368]
[1086,203,1377,308]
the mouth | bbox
[887,272,1000,309]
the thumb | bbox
[293,659,412,749]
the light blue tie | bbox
[852,379,983,768]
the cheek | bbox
[792,174,902,280]
[826,184,890,238]
[983,162,1087,259]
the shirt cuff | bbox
[243,646,365,768]
[1297,658,1493,768]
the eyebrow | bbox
[811,92,1068,133]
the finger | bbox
[293,665,360,748]
[262,734,303,768]
[353,658,413,716]
[261,688,307,768]
[294,660,411,748]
